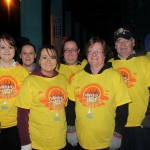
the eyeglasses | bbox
[87,50,104,55]
[64,48,78,53]
[115,39,132,45]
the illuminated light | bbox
[6,0,11,6]
[6,0,11,21]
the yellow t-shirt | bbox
[0,66,29,128]
[68,68,131,149]
[109,56,150,127]
[146,52,150,59]
[57,59,87,84]
[16,73,68,149]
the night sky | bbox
[0,0,123,47]
[0,0,20,37]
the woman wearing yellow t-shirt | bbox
[0,33,29,150]
[66,37,131,150]
[16,45,68,150]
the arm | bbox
[145,87,150,115]
[17,107,31,145]
[66,99,76,126]
[109,103,128,150]
[115,103,128,135]
[145,99,150,116]
[66,99,78,146]
[141,92,150,128]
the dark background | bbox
[0,0,20,37]
[0,0,123,41]
[0,0,150,52]
[63,0,124,40]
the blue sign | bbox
[53,19,61,38]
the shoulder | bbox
[106,66,121,76]
[15,65,29,75]
[108,57,115,62]
[73,69,86,78]
[58,72,67,80]
[133,55,150,64]
[81,59,88,66]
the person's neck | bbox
[41,70,54,77]
[118,55,128,60]
[23,64,34,71]
[0,59,14,68]
[66,62,77,66]
[118,50,135,60]
[90,64,104,74]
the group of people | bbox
[0,26,150,150]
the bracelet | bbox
[67,125,76,133]
[113,131,123,139]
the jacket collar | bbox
[84,62,112,74]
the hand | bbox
[21,143,32,150]
[141,115,150,128]
[67,132,78,147]
[109,132,122,150]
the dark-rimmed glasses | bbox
[64,48,78,53]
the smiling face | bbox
[115,37,135,59]
[63,41,80,65]
[20,45,36,67]
[87,42,106,72]
[0,39,15,62]
[39,48,57,77]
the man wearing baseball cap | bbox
[113,27,135,60]
[109,27,150,150]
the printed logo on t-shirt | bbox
[0,75,20,110]
[117,67,136,88]
[40,86,66,110]
[76,83,108,118]
[0,75,20,99]
[40,86,67,121]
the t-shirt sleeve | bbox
[16,77,33,109]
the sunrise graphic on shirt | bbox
[117,67,136,88]
[40,86,67,111]
[76,83,108,108]
[0,75,20,99]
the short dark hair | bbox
[19,43,36,65]
[20,43,36,53]
[63,38,80,50]
[0,33,16,49]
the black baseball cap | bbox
[114,27,133,42]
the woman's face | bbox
[20,45,36,66]
[63,41,80,65]
[39,48,57,77]
[87,42,105,69]
[0,39,15,62]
